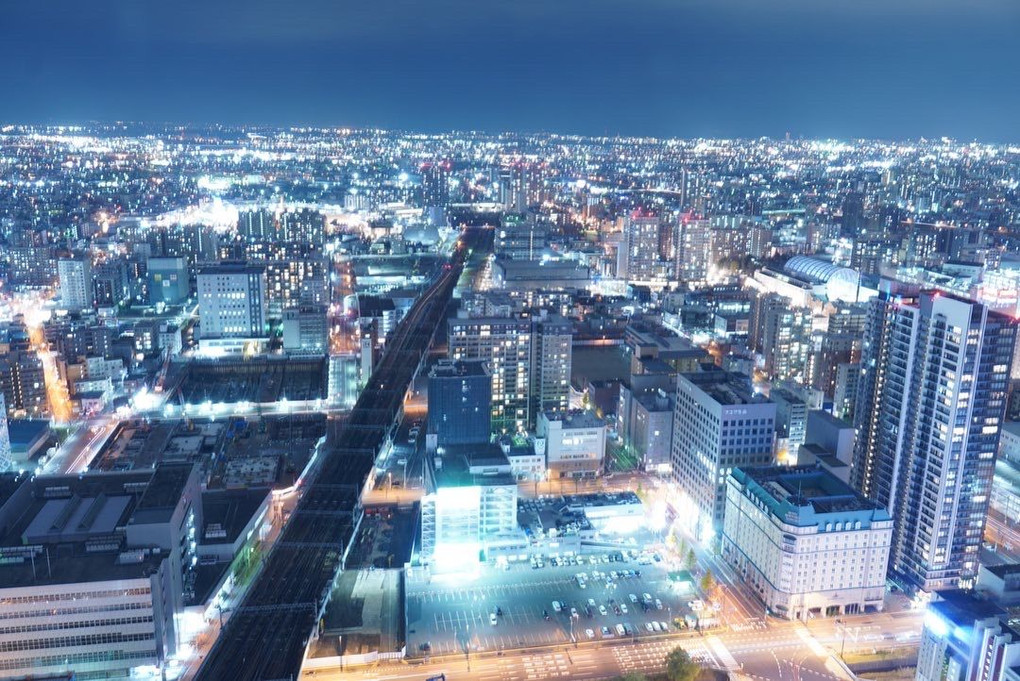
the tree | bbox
[665,646,701,681]
[618,673,648,681]
[685,548,697,570]
[700,569,716,597]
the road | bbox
[40,414,118,475]
[303,608,922,681]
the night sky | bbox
[3,0,1018,141]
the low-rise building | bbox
[420,445,525,570]
[281,304,328,353]
[977,564,1020,606]
[537,410,606,479]
[722,465,892,621]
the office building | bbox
[722,466,892,621]
[147,256,189,305]
[496,213,548,261]
[0,464,202,679]
[57,256,93,311]
[7,245,57,288]
[428,360,492,447]
[537,410,607,479]
[916,591,1020,681]
[671,369,776,537]
[196,262,268,341]
[852,285,1016,591]
[281,304,328,353]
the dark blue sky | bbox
[3,0,1018,141]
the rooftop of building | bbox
[0,544,169,589]
[784,255,858,285]
[433,443,516,489]
[540,409,605,429]
[197,261,266,276]
[429,358,491,379]
[807,409,853,431]
[770,386,807,406]
[201,487,271,545]
[635,357,677,376]
[981,562,1020,579]
[634,390,672,412]
[129,463,195,525]
[625,321,705,357]
[7,418,51,447]
[494,258,589,277]
[929,590,1007,627]
[0,469,190,587]
[730,465,890,527]
[682,368,768,407]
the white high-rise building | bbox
[852,283,1017,591]
[617,211,665,283]
[0,394,11,472]
[676,217,712,283]
[57,255,93,310]
[197,263,268,340]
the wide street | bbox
[303,606,922,681]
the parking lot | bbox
[405,548,701,657]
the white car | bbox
[585,628,595,639]
[553,601,562,612]
[620,604,628,614]
[490,613,497,626]
[655,599,663,610]
[645,622,654,632]
[599,605,608,616]
[651,621,662,632]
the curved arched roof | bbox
[785,256,847,284]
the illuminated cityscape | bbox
[2,2,1020,681]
